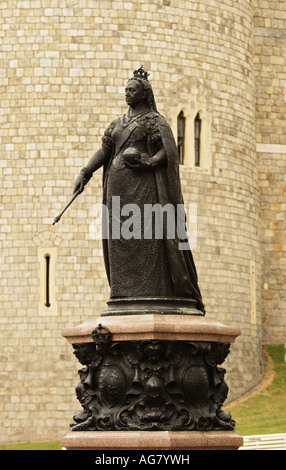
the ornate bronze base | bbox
[70,335,234,432]
[62,303,242,449]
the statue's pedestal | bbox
[62,305,243,451]
[61,311,240,344]
[62,430,243,450]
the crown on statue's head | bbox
[133,65,150,81]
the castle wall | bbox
[253,0,286,344]
[0,0,265,443]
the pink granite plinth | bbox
[61,313,241,344]
[62,430,243,450]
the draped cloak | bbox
[100,110,205,314]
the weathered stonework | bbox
[254,1,286,344]
[0,0,285,443]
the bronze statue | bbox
[60,70,244,438]
[72,67,205,313]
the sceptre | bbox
[52,188,83,225]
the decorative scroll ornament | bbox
[69,327,235,432]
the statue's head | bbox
[126,66,158,111]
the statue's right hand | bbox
[73,167,93,194]
[73,173,85,194]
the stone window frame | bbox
[33,231,61,316]
[37,246,58,316]
[173,104,212,171]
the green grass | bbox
[0,440,61,450]
[228,344,286,436]
[1,344,285,449]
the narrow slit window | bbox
[45,254,51,307]
[194,113,201,167]
[38,246,57,315]
[177,111,186,165]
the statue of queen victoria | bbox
[62,68,241,437]
[73,67,205,314]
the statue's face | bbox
[125,80,146,107]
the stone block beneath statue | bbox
[62,430,243,450]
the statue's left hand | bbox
[123,157,153,170]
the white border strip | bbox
[257,143,286,154]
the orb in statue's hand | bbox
[122,147,141,164]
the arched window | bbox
[194,113,201,167]
[177,111,186,165]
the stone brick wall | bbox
[257,149,286,343]
[0,0,279,444]
[253,0,286,343]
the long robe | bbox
[100,110,205,313]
